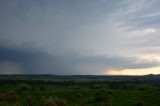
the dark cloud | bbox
[0,47,158,74]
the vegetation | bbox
[0,74,159,106]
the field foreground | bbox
[0,74,160,106]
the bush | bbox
[55,98,68,106]
[106,95,112,106]
[94,95,104,102]
[44,97,57,106]
[79,100,88,106]
[0,102,9,106]
[16,84,31,92]
[27,95,33,106]
[0,92,18,101]
[136,102,144,106]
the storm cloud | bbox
[0,0,160,74]
[0,47,158,74]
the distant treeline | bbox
[0,75,160,90]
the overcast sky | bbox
[0,0,160,75]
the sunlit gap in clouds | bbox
[106,67,160,75]
[105,56,160,75]
[107,55,160,75]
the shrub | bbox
[0,102,9,106]
[39,86,46,91]
[27,95,33,106]
[79,100,88,106]
[44,97,57,106]
[136,102,144,106]
[55,98,68,106]
[0,92,18,102]
[16,84,31,92]
[94,95,104,102]
[106,95,112,106]
[0,93,8,101]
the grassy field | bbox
[0,75,160,106]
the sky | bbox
[0,0,160,75]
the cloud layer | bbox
[0,0,160,74]
[0,47,159,74]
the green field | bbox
[0,75,160,106]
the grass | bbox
[0,83,159,106]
